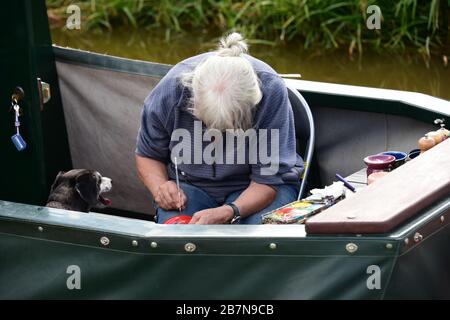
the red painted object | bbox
[164,215,192,224]
[363,154,395,177]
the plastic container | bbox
[164,215,192,224]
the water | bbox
[50,28,450,100]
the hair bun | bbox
[218,32,248,57]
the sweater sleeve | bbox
[135,72,178,162]
[250,74,299,185]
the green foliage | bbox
[46,0,449,57]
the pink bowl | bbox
[364,154,396,177]
[364,154,396,168]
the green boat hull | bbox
[1,199,450,299]
[1,0,450,299]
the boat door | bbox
[0,0,71,205]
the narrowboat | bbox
[1,0,450,299]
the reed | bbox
[46,0,449,57]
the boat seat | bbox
[287,86,315,200]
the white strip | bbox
[284,79,450,116]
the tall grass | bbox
[46,0,449,57]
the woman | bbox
[135,33,303,224]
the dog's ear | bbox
[75,172,99,206]
[50,171,66,193]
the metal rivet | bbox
[345,243,358,253]
[150,241,158,248]
[184,242,196,253]
[132,240,138,247]
[414,232,423,243]
[441,216,445,223]
[269,243,277,250]
[100,236,110,246]
[386,243,393,250]
[404,238,409,245]
[37,226,43,232]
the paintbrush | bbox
[174,157,182,212]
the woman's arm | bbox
[189,181,276,224]
[135,155,186,210]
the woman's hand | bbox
[189,205,234,224]
[155,181,187,211]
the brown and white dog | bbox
[46,169,112,212]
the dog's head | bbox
[51,169,112,208]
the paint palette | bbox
[261,200,328,224]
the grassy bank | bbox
[46,0,449,58]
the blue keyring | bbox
[11,133,27,151]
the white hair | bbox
[181,32,262,131]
